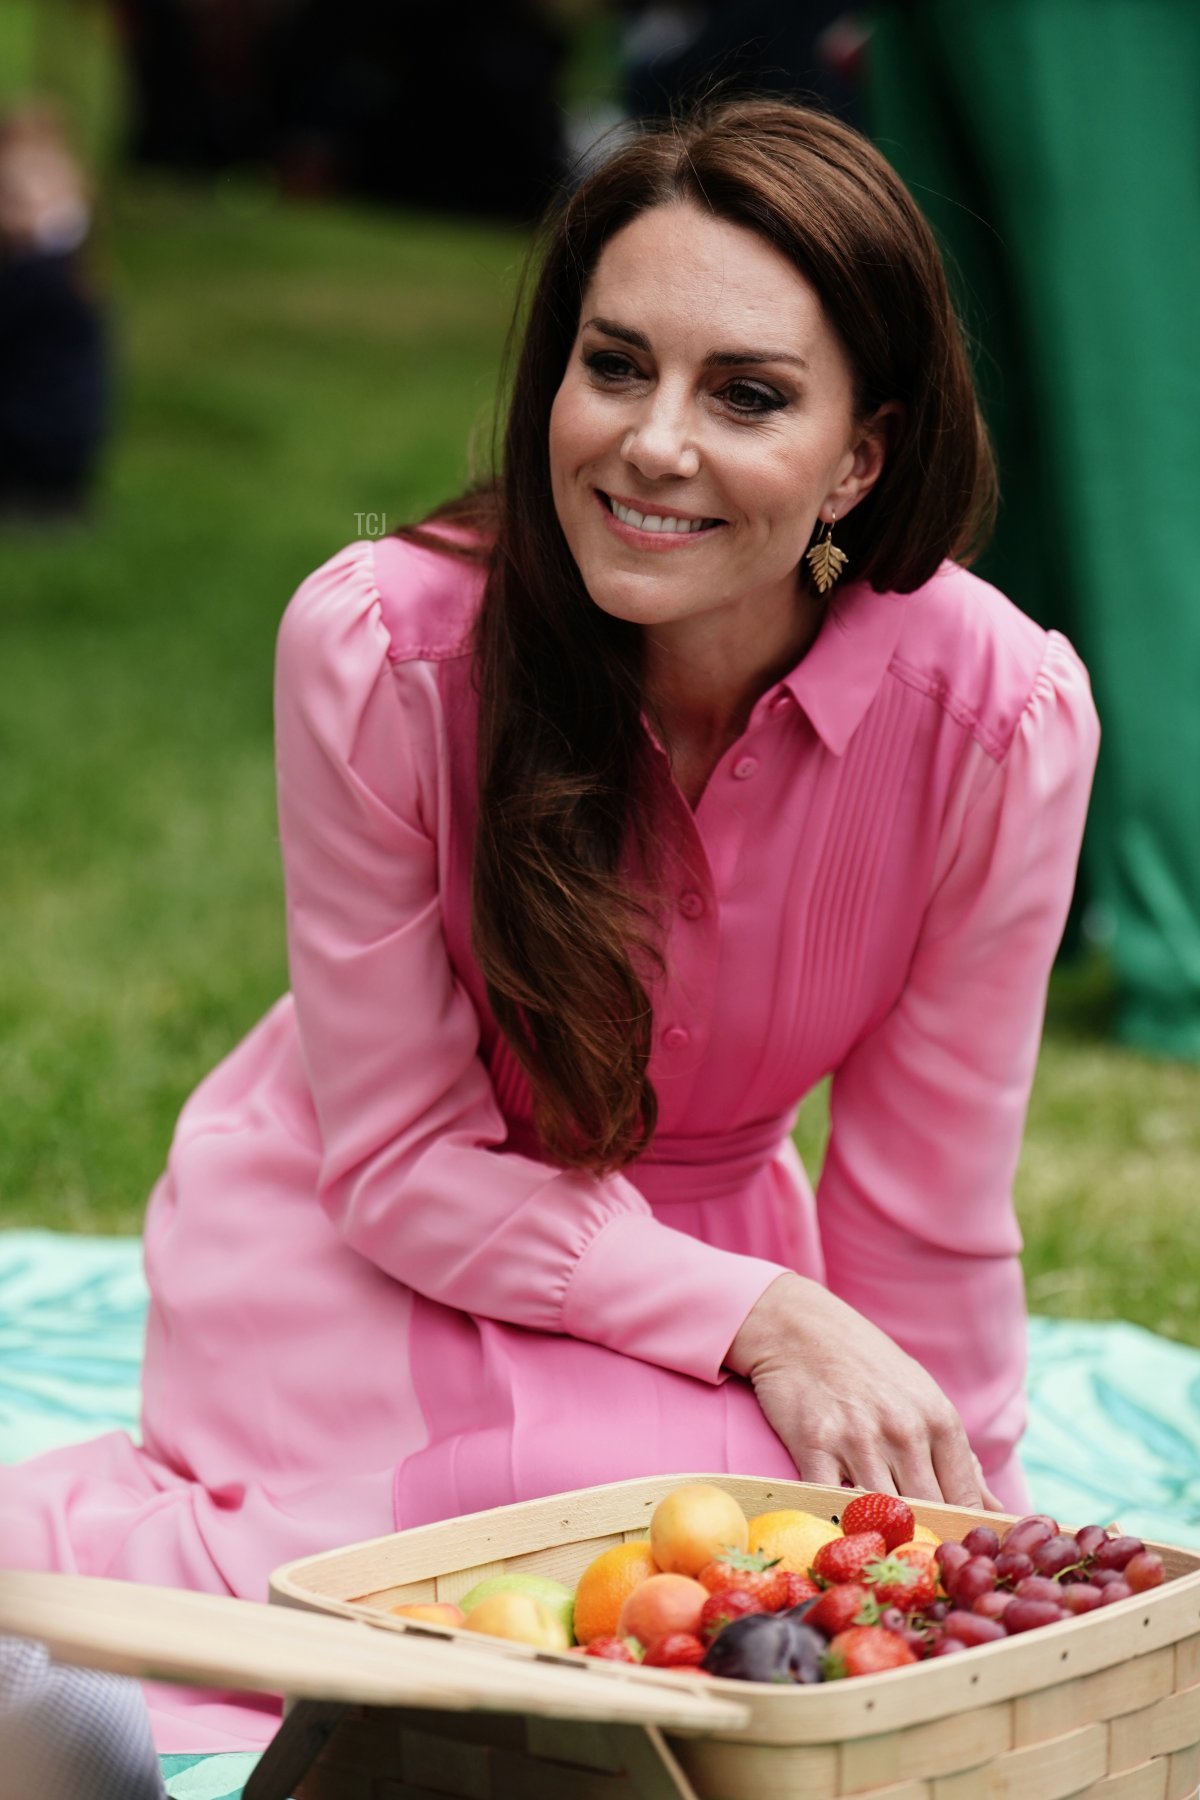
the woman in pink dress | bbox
[1,98,1097,1749]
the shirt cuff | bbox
[559,1211,790,1385]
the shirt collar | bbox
[781,581,907,756]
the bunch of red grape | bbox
[911,1514,1166,1656]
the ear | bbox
[822,401,903,522]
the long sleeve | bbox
[274,542,788,1385]
[816,632,1100,1493]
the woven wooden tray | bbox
[269,1473,1200,1800]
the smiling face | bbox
[549,201,889,667]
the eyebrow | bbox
[583,315,808,371]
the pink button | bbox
[678,890,704,919]
[771,691,790,712]
[662,1025,691,1051]
[732,755,759,780]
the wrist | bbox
[724,1270,807,1377]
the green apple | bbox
[457,1572,575,1644]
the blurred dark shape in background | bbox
[0,101,113,525]
[620,1,868,129]
[113,0,569,222]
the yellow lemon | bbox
[746,1509,842,1574]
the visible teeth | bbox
[610,498,711,533]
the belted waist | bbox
[629,1112,797,1204]
[505,1110,797,1206]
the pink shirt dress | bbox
[0,534,1099,1749]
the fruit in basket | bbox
[746,1509,842,1573]
[811,1530,888,1586]
[698,1587,766,1641]
[572,1541,659,1644]
[649,1482,749,1575]
[1124,1551,1165,1592]
[563,1489,1185,1688]
[823,1624,918,1677]
[643,1632,708,1668]
[1092,1534,1144,1572]
[1000,1515,1058,1556]
[618,1573,709,1644]
[698,1548,787,1610]
[580,1636,642,1662]
[840,1492,914,1550]
[803,1582,879,1638]
[458,1573,576,1642]
[701,1611,824,1683]
[776,1571,821,1607]
[862,1544,938,1613]
[461,1591,572,1650]
[388,1601,466,1627]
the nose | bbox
[621,388,701,481]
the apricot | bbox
[388,1602,466,1627]
[650,1482,749,1576]
[617,1573,709,1645]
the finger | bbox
[841,1456,900,1498]
[971,1457,1008,1513]
[799,1449,850,1493]
[889,1446,943,1506]
[930,1420,985,1508]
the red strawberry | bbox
[840,1493,916,1553]
[643,1632,708,1668]
[698,1549,786,1611]
[581,1636,641,1663]
[811,1531,888,1587]
[776,1571,820,1609]
[863,1546,939,1613]
[823,1624,918,1678]
[699,1588,767,1642]
[804,1582,879,1638]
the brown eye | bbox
[722,380,786,416]
[583,350,639,381]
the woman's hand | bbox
[725,1272,989,1507]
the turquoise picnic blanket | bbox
[3,1230,1200,1798]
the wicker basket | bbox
[269,1473,1200,1800]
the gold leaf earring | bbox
[805,511,848,595]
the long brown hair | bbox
[406,96,997,1172]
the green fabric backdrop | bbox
[868,0,1200,1057]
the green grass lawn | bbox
[3,167,1198,1347]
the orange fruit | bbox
[746,1509,842,1574]
[650,1482,749,1576]
[572,1540,659,1645]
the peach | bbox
[462,1591,571,1650]
[618,1573,709,1646]
[388,1602,466,1627]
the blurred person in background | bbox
[867,0,1200,1060]
[0,102,112,526]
